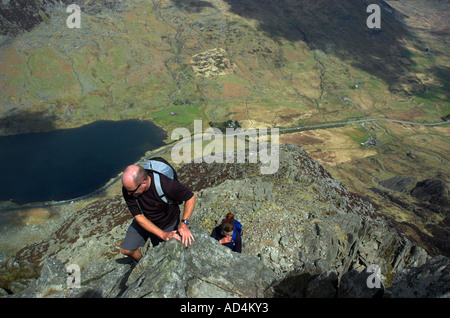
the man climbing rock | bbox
[120,164,195,262]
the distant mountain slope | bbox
[1,0,448,135]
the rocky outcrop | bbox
[6,224,276,298]
[3,243,448,298]
[123,224,275,298]
[410,179,448,206]
[190,48,234,78]
[387,255,450,298]
[190,145,430,280]
[379,176,417,193]
[1,144,448,298]
[373,175,449,256]
[378,176,449,208]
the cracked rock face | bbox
[189,144,431,280]
[123,224,276,298]
[388,256,450,298]
[7,224,276,298]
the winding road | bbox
[279,118,450,133]
[1,117,448,212]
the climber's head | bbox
[122,165,149,197]
[220,213,235,236]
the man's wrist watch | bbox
[182,219,190,226]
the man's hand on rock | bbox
[161,230,181,242]
[178,223,195,247]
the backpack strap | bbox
[135,198,144,215]
[143,159,175,179]
[144,159,178,205]
[152,172,169,204]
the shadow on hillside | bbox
[0,110,57,136]
[426,65,450,103]
[0,0,45,35]
[171,0,215,13]
[172,0,437,95]
[226,0,427,94]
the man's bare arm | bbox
[134,214,180,241]
[178,194,195,246]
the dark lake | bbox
[0,120,167,205]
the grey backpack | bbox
[143,157,182,205]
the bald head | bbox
[122,165,147,189]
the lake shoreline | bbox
[0,119,167,205]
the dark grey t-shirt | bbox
[122,171,194,230]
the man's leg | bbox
[121,219,149,262]
[120,247,142,262]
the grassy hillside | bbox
[0,0,448,253]
[1,0,448,132]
